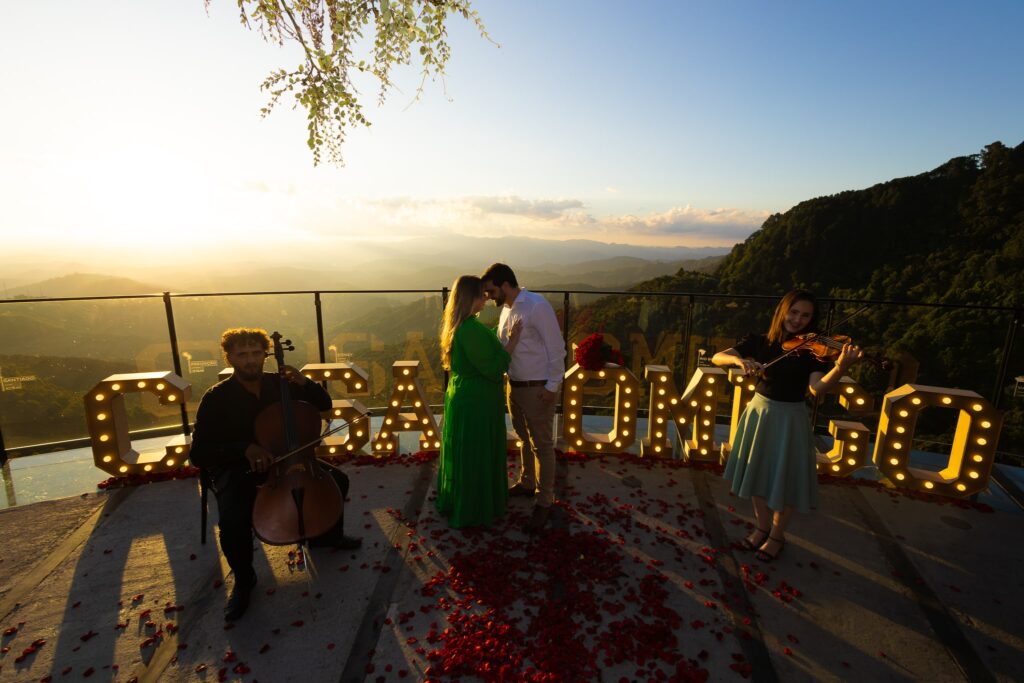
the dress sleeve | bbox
[458,319,510,382]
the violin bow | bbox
[263,412,373,467]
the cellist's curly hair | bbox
[220,327,271,361]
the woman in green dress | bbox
[436,275,521,528]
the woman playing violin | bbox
[712,290,862,562]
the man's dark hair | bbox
[480,263,518,288]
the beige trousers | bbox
[507,384,557,506]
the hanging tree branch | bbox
[208,0,492,165]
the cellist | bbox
[190,327,362,621]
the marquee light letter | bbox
[816,419,871,476]
[373,361,441,455]
[562,363,639,453]
[722,369,758,459]
[301,363,371,456]
[872,384,1002,497]
[641,365,725,462]
[84,372,192,476]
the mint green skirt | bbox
[723,393,818,513]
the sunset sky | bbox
[1,0,1022,266]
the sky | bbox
[1,0,1022,267]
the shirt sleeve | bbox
[297,378,332,412]
[733,333,760,359]
[188,390,249,470]
[459,320,510,382]
[533,299,566,393]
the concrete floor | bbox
[1,451,1022,683]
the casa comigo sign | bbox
[83,360,1002,500]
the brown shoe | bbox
[509,483,536,497]
[525,504,551,533]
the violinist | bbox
[190,328,361,621]
[712,290,862,562]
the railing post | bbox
[163,293,191,437]
[0,424,7,467]
[681,294,695,380]
[315,292,326,364]
[811,299,838,432]
[441,287,450,393]
[560,292,571,417]
[993,308,1020,409]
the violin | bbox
[251,332,343,546]
[777,333,890,371]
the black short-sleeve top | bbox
[733,333,834,403]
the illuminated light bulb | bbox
[570,399,577,406]
[655,431,663,438]
[912,397,921,405]
[333,409,343,417]
[845,387,854,394]
[343,372,351,379]
[619,374,626,381]
[895,472,905,481]
[576,439,583,446]
[329,447,337,454]
[422,418,429,424]
[972,403,983,412]
[391,400,399,407]
[595,443,602,450]
[957,483,967,491]
[847,458,856,465]
[570,413,577,420]
[415,401,422,408]
[175,446,184,454]
[598,370,606,378]
[623,416,631,422]
[167,394,176,402]
[385,418,393,425]
[426,430,433,436]
[899,410,909,418]
[700,449,707,455]
[516,441,523,448]
[981,421,991,429]
[403,369,410,375]
[354,382,363,389]
[119,465,128,473]
[97,413,107,421]
[625,388,632,394]
[622,430,629,436]
[570,385,578,392]
[569,427,576,434]
[654,446,662,453]
[387,443,393,450]
[323,370,331,377]
[893,442,902,450]
[969,471,979,479]
[305,374,313,380]
[577,372,584,379]
[924,481,934,489]
[614,440,622,448]
[705,390,713,397]
[347,444,354,451]
[850,432,859,439]
[972,454,983,462]
[381,431,389,438]
[942,397,952,405]
[977,438,987,445]
[849,445,858,452]
[660,376,668,383]
[747,385,755,391]
[137,381,147,388]
[856,398,865,405]
[896,426,906,434]
[99,434,110,442]
[110,383,121,391]
[703,419,710,426]
[166,459,175,467]
[678,417,685,424]
[397,384,405,391]
[156,383,165,390]
[656,417,664,424]
[701,434,709,441]
[434,441,440,448]
[832,464,841,472]
[355,430,364,437]
[889,457,900,465]
[704,406,712,412]
[690,400,698,407]
[403,422,411,429]
[102,455,113,463]
[670,398,678,404]
[95,394,105,401]
[624,402,631,408]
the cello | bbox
[251,332,344,546]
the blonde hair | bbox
[440,275,484,369]
[220,327,271,362]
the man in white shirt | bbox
[481,263,566,533]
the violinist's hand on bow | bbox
[245,443,273,474]
[736,357,764,377]
[280,364,309,386]
[837,343,863,371]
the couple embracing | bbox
[436,263,566,533]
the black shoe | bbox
[755,536,786,563]
[525,504,551,534]
[308,534,362,550]
[224,572,257,621]
[509,483,536,497]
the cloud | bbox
[602,205,768,239]
[465,195,586,221]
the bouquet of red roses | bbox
[574,333,626,371]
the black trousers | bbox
[211,460,350,582]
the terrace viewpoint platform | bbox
[1,445,1023,683]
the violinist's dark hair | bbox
[766,290,820,345]
[220,327,272,361]
[480,263,518,288]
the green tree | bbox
[215,0,491,165]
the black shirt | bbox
[189,373,332,472]
[733,333,834,403]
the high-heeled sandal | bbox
[755,535,786,563]
[740,527,771,551]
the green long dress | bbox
[435,316,511,528]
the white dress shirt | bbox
[496,289,566,392]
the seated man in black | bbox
[190,327,361,621]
